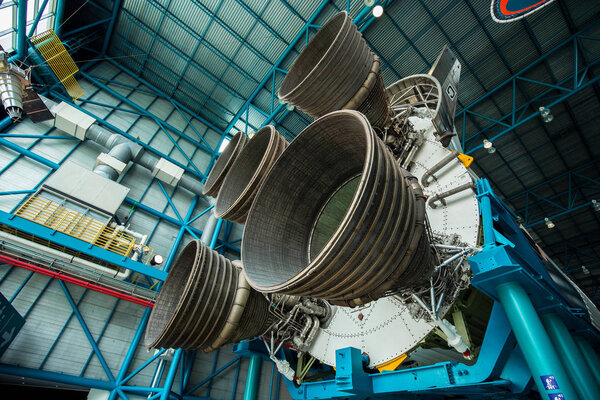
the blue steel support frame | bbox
[0,58,241,398]
[16,0,27,60]
[503,160,600,228]
[457,23,600,155]
[53,0,66,36]
[271,178,600,399]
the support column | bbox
[17,0,27,60]
[496,282,579,399]
[542,313,599,400]
[574,336,600,387]
[243,355,262,400]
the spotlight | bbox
[539,106,553,123]
[592,199,600,212]
[150,254,164,266]
[483,139,496,154]
[582,266,590,275]
[372,5,384,17]
[286,103,295,111]
[364,0,375,6]
[544,217,555,229]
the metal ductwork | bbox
[144,240,272,352]
[215,125,288,224]
[39,95,206,196]
[278,11,391,129]
[203,131,248,198]
[242,110,434,307]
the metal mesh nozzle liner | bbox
[203,131,248,198]
[242,110,433,306]
[144,240,272,351]
[278,11,390,128]
[215,125,288,223]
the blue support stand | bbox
[574,336,600,388]
[542,313,600,400]
[496,282,578,399]
[268,179,600,399]
[243,355,262,400]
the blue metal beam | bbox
[53,0,66,36]
[223,0,330,135]
[102,0,122,55]
[0,211,167,281]
[504,161,600,227]
[457,22,600,153]
[105,58,226,136]
[0,364,114,390]
[58,280,116,382]
[16,0,27,60]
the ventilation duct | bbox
[278,11,391,129]
[242,110,433,307]
[203,132,248,198]
[144,240,272,352]
[215,125,288,223]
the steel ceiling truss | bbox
[457,21,600,155]
[504,160,600,228]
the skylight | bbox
[0,1,57,53]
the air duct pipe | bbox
[278,11,391,129]
[215,125,287,223]
[144,240,273,352]
[39,96,206,195]
[0,230,132,280]
[203,131,248,197]
[242,110,434,307]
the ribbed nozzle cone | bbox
[278,11,391,129]
[203,132,248,198]
[0,71,23,122]
[144,240,272,352]
[242,110,433,306]
[215,125,288,223]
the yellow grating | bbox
[30,29,84,100]
[15,195,153,263]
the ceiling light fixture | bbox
[483,139,496,154]
[539,106,554,123]
[364,0,375,6]
[372,5,384,17]
[582,265,590,275]
[544,217,555,229]
[592,199,600,212]
[151,254,164,266]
